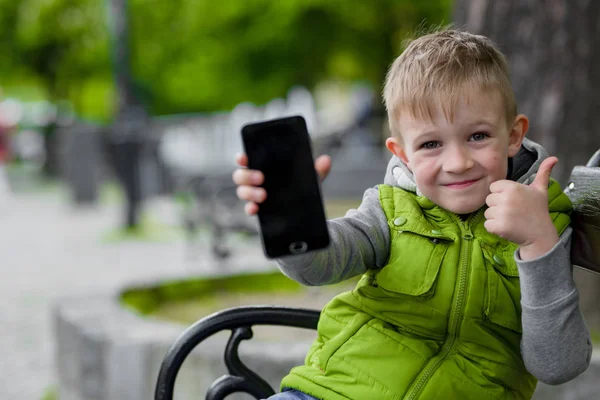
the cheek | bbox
[411,160,438,184]
[484,156,507,178]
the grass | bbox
[590,330,600,344]
[324,198,362,218]
[121,270,357,325]
[121,270,303,314]
[40,386,58,400]
[101,214,184,243]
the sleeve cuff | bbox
[516,227,576,307]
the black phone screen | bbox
[242,116,330,258]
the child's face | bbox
[386,88,528,215]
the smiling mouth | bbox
[445,179,479,189]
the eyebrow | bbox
[468,119,497,128]
[414,129,439,137]
[414,121,495,137]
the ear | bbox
[386,137,410,167]
[507,114,529,157]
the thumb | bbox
[531,156,558,191]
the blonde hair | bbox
[383,29,516,137]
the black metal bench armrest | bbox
[155,305,321,400]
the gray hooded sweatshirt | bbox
[277,138,592,385]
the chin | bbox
[443,203,482,215]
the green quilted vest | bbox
[281,180,572,400]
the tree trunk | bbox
[454,0,600,331]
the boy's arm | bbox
[275,186,390,286]
[517,226,593,385]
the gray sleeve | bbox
[275,186,391,286]
[516,226,593,385]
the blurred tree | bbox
[126,0,452,115]
[1,0,451,231]
[0,1,21,79]
[454,0,600,331]
[11,0,112,108]
[0,0,113,179]
[2,0,452,118]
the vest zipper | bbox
[404,209,484,400]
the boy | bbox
[232,29,592,400]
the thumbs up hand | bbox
[484,157,560,260]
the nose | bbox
[442,145,474,173]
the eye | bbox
[469,131,489,141]
[420,141,440,149]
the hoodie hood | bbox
[382,137,550,193]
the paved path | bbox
[0,186,272,399]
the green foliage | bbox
[120,269,359,325]
[1,0,452,120]
[0,0,114,119]
[120,270,304,315]
[15,0,111,92]
[128,0,452,115]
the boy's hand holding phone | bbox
[233,153,332,215]
[484,157,560,260]
[237,116,332,258]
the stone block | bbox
[53,292,312,400]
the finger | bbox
[314,154,332,182]
[531,156,558,191]
[484,219,496,235]
[483,218,506,237]
[485,193,502,207]
[244,202,259,216]
[489,179,513,193]
[235,152,248,167]
[236,185,267,203]
[232,168,264,186]
[484,207,493,222]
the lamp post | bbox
[106,0,147,229]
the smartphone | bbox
[241,115,330,258]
